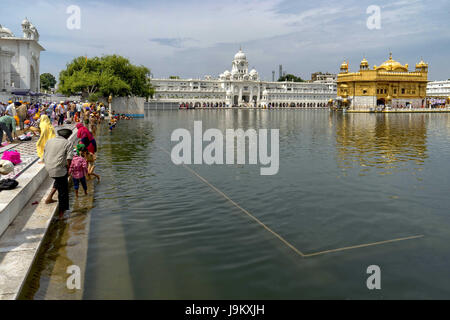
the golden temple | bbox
[336,53,429,111]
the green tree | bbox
[58,55,154,100]
[40,73,56,91]
[169,76,180,79]
[278,74,305,82]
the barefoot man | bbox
[43,128,73,218]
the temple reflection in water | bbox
[334,112,428,173]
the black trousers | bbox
[0,122,14,143]
[52,175,69,212]
[58,114,65,126]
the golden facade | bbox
[337,54,428,110]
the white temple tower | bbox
[0,18,45,94]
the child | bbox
[69,144,89,197]
[86,151,100,182]
[108,117,117,133]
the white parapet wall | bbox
[391,98,424,108]
[351,96,377,110]
[100,96,146,116]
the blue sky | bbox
[2,0,449,81]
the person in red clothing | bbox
[76,123,97,154]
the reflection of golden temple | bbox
[336,53,428,111]
[334,113,428,172]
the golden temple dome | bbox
[360,57,369,71]
[416,59,428,69]
[340,60,348,69]
[375,53,408,72]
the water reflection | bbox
[19,179,95,300]
[81,112,450,299]
[334,113,428,174]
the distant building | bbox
[312,72,337,83]
[427,80,450,97]
[337,54,429,110]
[151,49,337,108]
[0,18,45,94]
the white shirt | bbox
[57,104,66,115]
[5,103,17,117]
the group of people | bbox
[40,116,101,219]
[0,99,110,219]
[0,100,108,146]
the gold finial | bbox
[389,52,393,60]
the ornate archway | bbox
[30,55,39,92]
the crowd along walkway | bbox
[0,125,77,300]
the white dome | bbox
[234,49,247,60]
[224,70,231,76]
[249,69,257,75]
[0,25,14,38]
[262,89,268,95]
[22,18,30,26]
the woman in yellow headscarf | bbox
[36,115,56,160]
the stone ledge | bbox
[0,161,47,237]
[0,176,59,299]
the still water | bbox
[50,110,450,299]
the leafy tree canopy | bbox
[278,74,305,82]
[40,73,56,90]
[57,55,155,100]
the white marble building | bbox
[0,19,45,95]
[151,49,337,108]
[427,80,450,97]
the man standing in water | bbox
[43,128,73,218]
